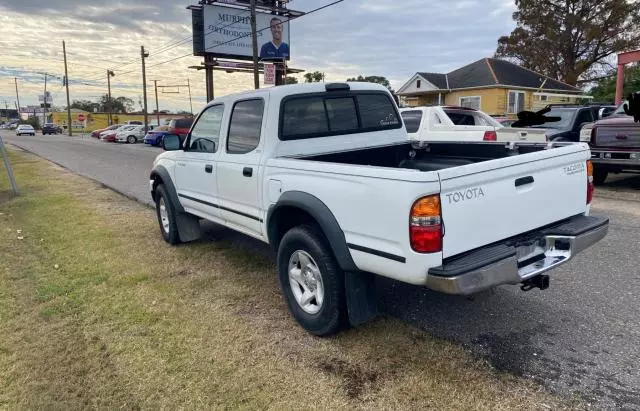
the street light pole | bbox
[187,79,193,115]
[43,73,48,126]
[250,0,260,89]
[63,40,73,136]
[141,46,149,133]
[107,70,115,125]
[154,80,160,126]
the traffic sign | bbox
[264,63,275,85]
[77,113,85,121]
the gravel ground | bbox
[3,131,639,409]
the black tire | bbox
[593,166,608,185]
[277,225,347,336]
[127,135,136,144]
[154,184,181,245]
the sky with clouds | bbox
[0,0,516,113]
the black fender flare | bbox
[267,191,358,272]
[150,165,184,213]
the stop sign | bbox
[77,113,86,121]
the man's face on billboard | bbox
[271,19,283,42]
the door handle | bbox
[515,176,534,187]
[205,164,213,173]
[243,167,253,177]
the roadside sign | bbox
[264,63,275,85]
[77,114,85,122]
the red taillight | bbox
[483,130,497,141]
[586,160,594,204]
[410,195,442,253]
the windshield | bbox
[400,110,423,133]
[531,108,575,129]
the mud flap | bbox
[176,213,202,242]
[345,271,377,327]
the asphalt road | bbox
[3,132,640,409]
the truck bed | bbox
[298,141,554,172]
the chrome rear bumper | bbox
[426,215,609,295]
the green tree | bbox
[589,64,640,102]
[70,99,99,112]
[285,76,298,84]
[304,71,324,83]
[346,75,393,92]
[495,0,640,85]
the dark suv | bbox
[42,123,61,135]
[520,105,600,141]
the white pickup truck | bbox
[150,82,608,336]
[400,106,549,143]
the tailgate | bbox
[496,127,547,142]
[594,125,640,148]
[438,144,590,258]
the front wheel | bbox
[155,185,180,245]
[277,225,347,336]
[127,135,136,144]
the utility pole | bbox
[63,40,73,136]
[43,73,48,126]
[14,78,21,115]
[250,0,260,89]
[187,79,194,115]
[107,70,115,125]
[154,80,160,126]
[141,46,149,133]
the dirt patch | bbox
[317,357,380,399]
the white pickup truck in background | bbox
[400,106,549,143]
[150,82,608,336]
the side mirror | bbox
[162,134,182,151]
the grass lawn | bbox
[0,148,582,409]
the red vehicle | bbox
[168,118,194,142]
[100,130,118,142]
[91,124,120,138]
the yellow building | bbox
[51,109,190,132]
[397,58,592,117]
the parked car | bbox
[42,123,60,135]
[399,106,548,142]
[99,125,131,141]
[8,123,18,130]
[115,125,145,143]
[580,101,640,184]
[91,124,120,138]
[144,125,170,146]
[518,105,601,142]
[150,82,608,336]
[16,124,35,136]
[168,117,194,142]
[124,120,143,125]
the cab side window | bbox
[188,104,224,153]
[227,99,264,154]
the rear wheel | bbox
[593,166,609,185]
[127,135,136,144]
[277,225,347,336]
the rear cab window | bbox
[400,110,423,133]
[279,91,401,141]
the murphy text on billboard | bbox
[197,4,291,61]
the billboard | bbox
[194,4,290,61]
